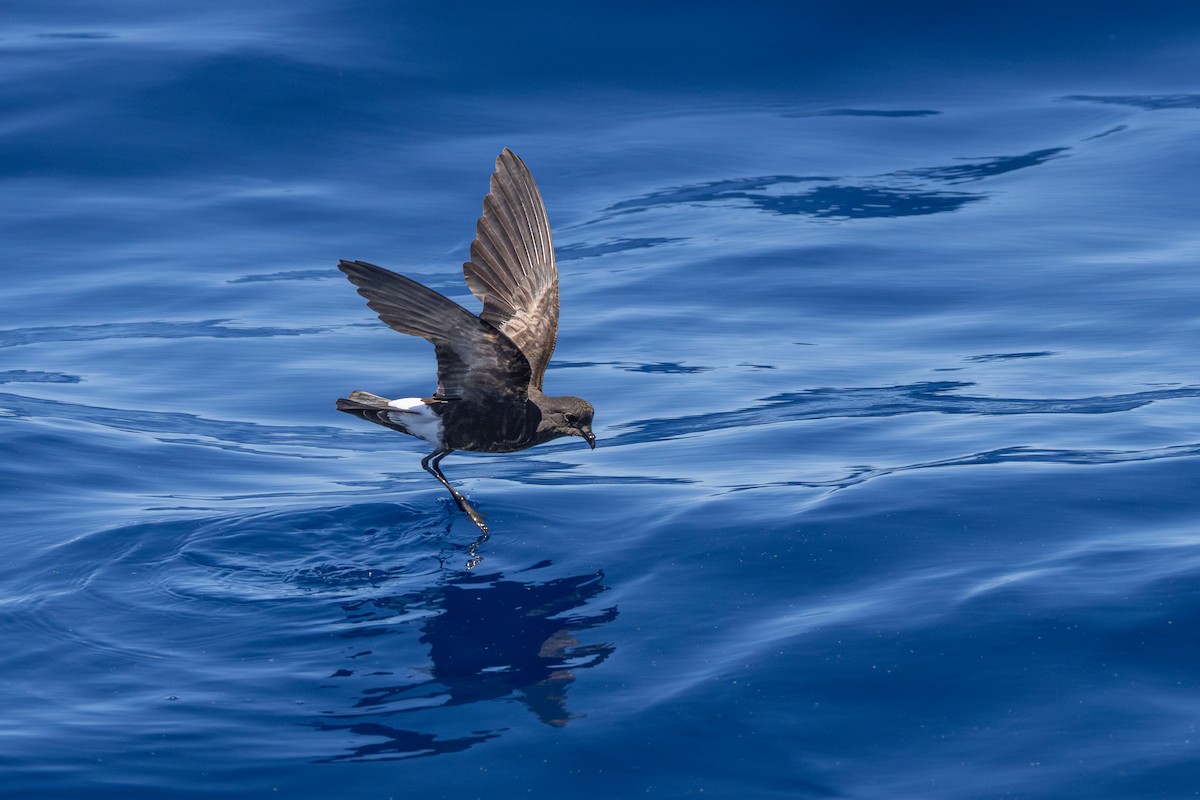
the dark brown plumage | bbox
[337,149,595,533]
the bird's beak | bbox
[580,425,596,450]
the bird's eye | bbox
[565,414,576,424]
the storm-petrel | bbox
[337,149,595,532]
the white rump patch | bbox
[385,397,443,447]
[387,397,428,411]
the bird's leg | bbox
[421,450,465,510]
[421,449,488,533]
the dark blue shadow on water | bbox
[964,351,1058,362]
[1064,94,1200,110]
[602,147,1068,220]
[892,147,1068,184]
[313,561,617,761]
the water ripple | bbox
[610,381,1200,446]
[0,319,325,349]
[551,360,712,374]
[0,390,375,457]
[227,269,334,283]
[556,236,688,260]
[0,370,81,384]
[725,441,1200,495]
[783,108,941,118]
[7,503,617,763]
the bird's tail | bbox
[336,390,408,432]
[337,390,392,410]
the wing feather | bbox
[463,149,559,389]
[338,260,531,402]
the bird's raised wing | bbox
[462,148,559,390]
[339,260,531,402]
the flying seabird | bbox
[336,148,596,532]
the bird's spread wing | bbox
[339,260,532,402]
[462,148,559,390]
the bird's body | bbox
[338,387,576,453]
[337,149,595,531]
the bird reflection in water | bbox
[313,560,616,761]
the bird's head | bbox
[543,395,596,449]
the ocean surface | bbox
[3,3,1200,798]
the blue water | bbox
[4,3,1200,797]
